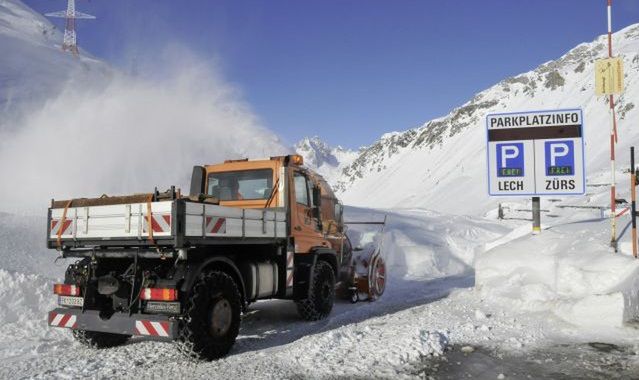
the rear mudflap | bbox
[48,308,179,340]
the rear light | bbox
[53,284,81,296]
[140,288,178,301]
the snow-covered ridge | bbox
[336,23,639,215]
[0,0,110,122]
[0,0,58,44]
[294,136,358,186]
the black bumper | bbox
[48,308,179,340]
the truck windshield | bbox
[207,169,273,201]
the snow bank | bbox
[346,207,509,281]
[0,269,66,360]
[476,225,639,328]
[0,213,67,279]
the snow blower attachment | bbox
[344,216,387,303]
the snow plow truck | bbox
[46,155,386,360]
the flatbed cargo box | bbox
[47,198,287,250]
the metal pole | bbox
[631,146,637,258]
[607,0,618,251]
[532,197,541,235]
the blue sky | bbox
[25,0,639,149]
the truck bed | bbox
[47,199,287,250]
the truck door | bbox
[291,171,326,252]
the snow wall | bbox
[476,224,639,328]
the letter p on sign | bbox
[549,143,569,166]
[501,146,519,167]
[496,142,524,177]
[544,140,575,176]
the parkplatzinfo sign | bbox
[486,109,585,196]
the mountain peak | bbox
[294,136,358,186]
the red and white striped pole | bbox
[607,0,619,250]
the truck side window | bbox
[294,172,309,205]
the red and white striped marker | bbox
[205,216,227,234]
[48,312,77,328]
[134,320,170,337]
[144,215,171,233]
[50,219,73,236]
[286,250,294,288]
[607,0,619,249]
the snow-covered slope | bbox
[337,24,639,216]
[0,0,110,123]
[295,136,358,185]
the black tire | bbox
[296,260,335,321]
[72,330,130,348]
[175,271,242,360]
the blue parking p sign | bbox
[487,108,585,196]
[496,143,524,177]
[544,140,574,176]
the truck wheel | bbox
[176,271,241,360]
[72,330,130,348]
[296,260,335,321]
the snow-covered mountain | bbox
[336,24,639,216]
[295,136,358,185]
[0,0,110,123]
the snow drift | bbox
[476,211,639,328]
[345,207,509,283]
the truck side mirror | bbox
[190,166,206,196]
[334,203,344,232]
[312,186,323,230]
[312,186,322,208]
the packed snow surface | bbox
[2,206,639,378]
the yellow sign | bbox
[595,57,624,95]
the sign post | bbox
[487,109,586,233]
[532,197,541,235]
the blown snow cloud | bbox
[0,50,288,212]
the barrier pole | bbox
[607,0,619,251]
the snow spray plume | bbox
[0,49,289,213]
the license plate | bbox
[59,296,84,307]
[145,301,180,314]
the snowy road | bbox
[2,208,639,379]
[0,208,509,378]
